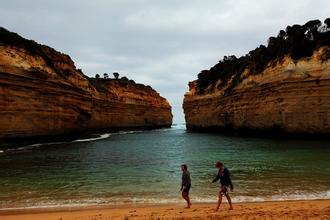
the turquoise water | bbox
[0,124,329,209]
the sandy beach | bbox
[0,200,329,220]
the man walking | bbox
[211,161,233,211]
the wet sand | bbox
[0,199,329,219]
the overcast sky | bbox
[1,0,329,123]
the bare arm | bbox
[212,172,220,183]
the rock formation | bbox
[0,28,172,140]
[184,19,330,136]
[184,49,329,136]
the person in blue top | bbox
[211,161,233,211]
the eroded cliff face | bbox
[0,31,172,140]
[183,47,330,135]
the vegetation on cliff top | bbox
[88,74,155,94]
[0,27,156,94]
[196,18,330,95]
[0,27,74,79]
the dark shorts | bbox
[219,185,229,195]
[182,186,191,197]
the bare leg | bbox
[183,196,191,208]
[215,192,222,211]
[187,196,192,207]
[225,194,233,210]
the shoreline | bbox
[1,199,329,219]
[0,125,172,150]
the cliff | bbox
[183,19,330,136]
[0,28,172,140]
[184,48,330,136]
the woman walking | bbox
[180,164,192,208]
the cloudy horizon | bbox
[1,0,329,123]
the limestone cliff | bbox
[183,47,330,136]
[0,28,172,140]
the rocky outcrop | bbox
[183,47,330,136]
[0,28,172,140]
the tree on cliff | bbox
[120,76,129,82]
[95,74,100,79]
[196,19,330,95]
[113,72,119,79]
[324,18,330,28]
[304,20,321,32]
[103,73,109,79]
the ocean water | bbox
[0,124,329,210]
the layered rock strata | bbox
[0,28,172,140]
[183,48,330,136]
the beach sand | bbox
[0,200,329,220]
